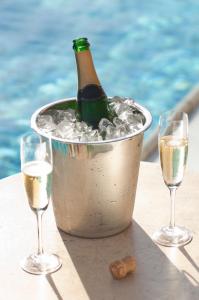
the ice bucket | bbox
[31,98,152,238]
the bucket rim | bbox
[31,97,152,145]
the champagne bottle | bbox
[73,37,111,129]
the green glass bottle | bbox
[73,37,111,129]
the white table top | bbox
[1,162,199,300]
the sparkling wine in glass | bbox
[20,131,62,274]
[152,111,192,247]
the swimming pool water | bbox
[0,0,199,178]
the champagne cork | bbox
[109,256,136,280]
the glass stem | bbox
[169,187,177,229]
[36,210,44,255]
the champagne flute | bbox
[20,131,62,274]
[152,110,192,247]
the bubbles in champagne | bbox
[36,96,145,142]
[160,136,188,187]
[22,161,52,210]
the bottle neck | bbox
[75,49,101,89]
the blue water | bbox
[0,0,199,178]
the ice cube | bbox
[109,96,131,115]
[36,115,56,132]
[47,109,77,124]
[117,110,134,122]
[117,108,143,126]
[65,128,80,141]
[88,129,102,141]
[46,110,65,124]
[75,121,89,132]
[118,124,130,136]
[113,117,124,127]
[98,118,113,132]
[104,125,117,139]
[55,120,75,138]
[123,98,135,107]
[132,111,144,124]
[128,122,143,133]
[62,109,76,122]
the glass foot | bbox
[21,253,62,275]
[152,225,192,247]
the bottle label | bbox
[78,84,106,102]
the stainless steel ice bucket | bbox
[31,98,152,238]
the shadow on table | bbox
[179,246,199,286]
[58,220,199,300]
[46,273,64,300]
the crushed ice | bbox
[36,96,145,141]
